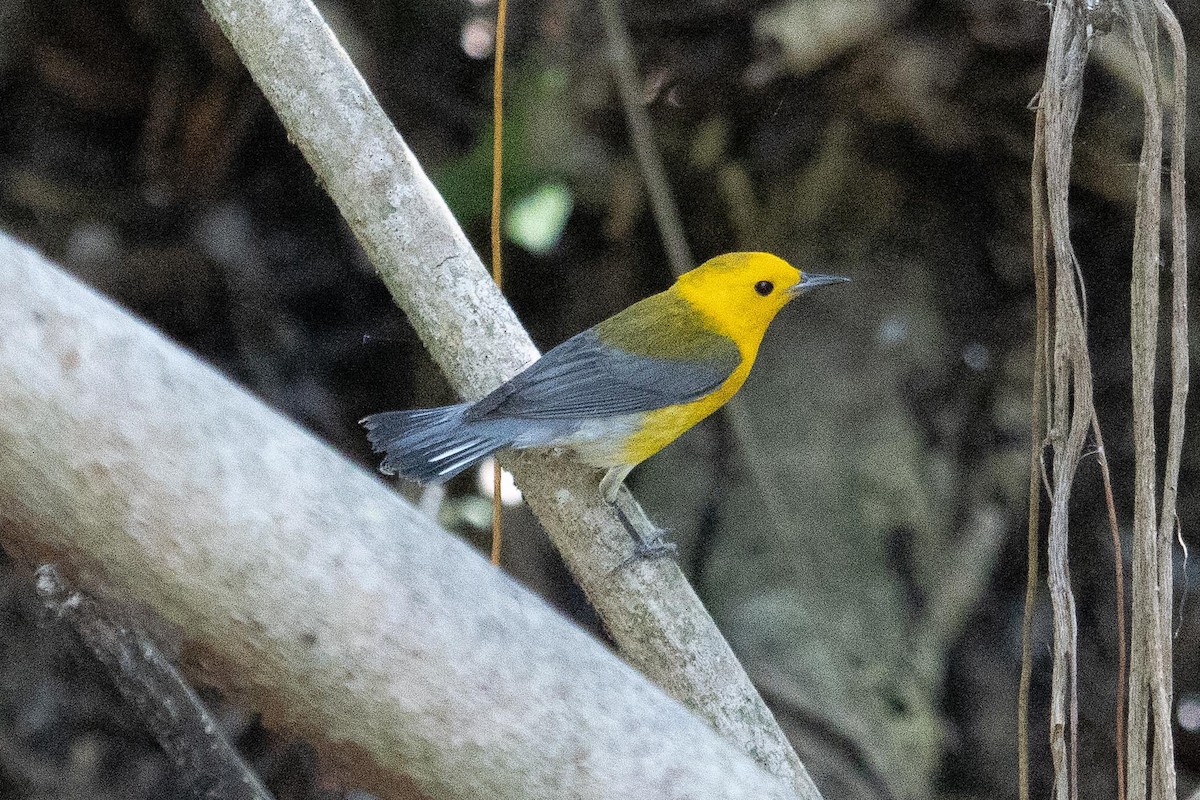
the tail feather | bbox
[361,404,510,482]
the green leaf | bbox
[505,183,573,253]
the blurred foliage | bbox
[0,0,1198,799]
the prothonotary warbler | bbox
[363,252,848,504]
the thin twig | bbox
[1151,0,1188,721]
[34,565,276,800]
[1092,414,1127,800]
[1039,4,1095,797]
[593,0,808,652]
[1020,102,1051,800]
[1150,2,1189,547]
[490,0,509,566]
[596,0,695,275]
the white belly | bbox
[510,414,642,468]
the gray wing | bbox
[466,328,740,421]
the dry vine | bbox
[1021,2,1187,800]
[1122,2,1187,800]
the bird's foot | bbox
[630,525,677,560]
[607,482,676,564]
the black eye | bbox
[754,280,774,296]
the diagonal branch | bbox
[0,233,795,800]
[597,0,695,275]
[34,565,277,800]
[197,0,819,796]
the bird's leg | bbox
[616,501,676,560]
[599,465,631,505]
[600,466,675,559]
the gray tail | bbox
[361,404,510,483]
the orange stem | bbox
[489,0,508,566]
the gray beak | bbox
[789,272,851,296]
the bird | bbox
[363,252,848,505]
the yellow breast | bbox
[618,359,752,464]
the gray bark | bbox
[0,235,792,800]
[196,0,819,795]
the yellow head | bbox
[672,252,847,354]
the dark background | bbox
[0,0,1197,798]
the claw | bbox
[632,532,677,560]
[604,481,676,564]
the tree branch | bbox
[162,0,818,795]
[34,565,276,800]
[597,0,695,275]
[0,233,795,800]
